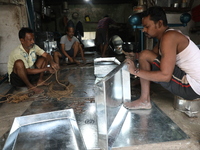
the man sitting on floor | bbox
[53,25,86,66]
[7,27,60,94]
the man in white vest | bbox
[124,6,200,109]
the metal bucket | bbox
[122,42,139,53]
[174,96,200,113]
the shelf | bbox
[162,7,191,13]
[162,0,194,13]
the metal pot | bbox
[122,42,139,53]
[174,96,200,113]
[109,35,123,55]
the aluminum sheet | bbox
[7,101,189,150]
[113,102,189,148]
[94,57,121,78]
[3,109,87,150]
[1,64,189,150]
[95,62,131,150]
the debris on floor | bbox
[0,90,35,103]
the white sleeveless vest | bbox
[162,29,200,95]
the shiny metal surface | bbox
[174,96,200,113]
[2,63,189,150]
[95,62,131,150]
[59,66,95,98]
[174,96,200,117]
[94,57,121,78]
[113,102,189,148]
[75,103,99,149]
[6,101,188,149]
[3,109,87,150]
[82,39,95,48]
[109,35,123,55]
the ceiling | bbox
[44,0,137,5]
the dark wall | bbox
[41,3,133,34]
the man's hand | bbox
[42,52,60,71]
[124,52,136,61]
[125,58,137,75]
[50,61,60,71]
[46,67,55,74]
[68,57,74,63]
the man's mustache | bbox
[30,43,35,47]
[144,32,149,37]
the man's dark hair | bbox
[65,20,75,32]
[142,6,168,26]
[18,27,33,39]
[104,15,109,18]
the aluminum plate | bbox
[3,109,87,150]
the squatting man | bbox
[7,27,60,94]
[124,6,200,110]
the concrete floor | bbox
[0,51,200,150]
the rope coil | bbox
[0,69,73,103]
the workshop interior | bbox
[0,0,200,150]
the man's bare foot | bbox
[73,59,81,65]
[82,58,86,64]
[123,99,152,110]
[29,87,44,94]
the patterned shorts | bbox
[151,56,200,100]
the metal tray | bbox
[3,109,87,150]
[94,57,121,78]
